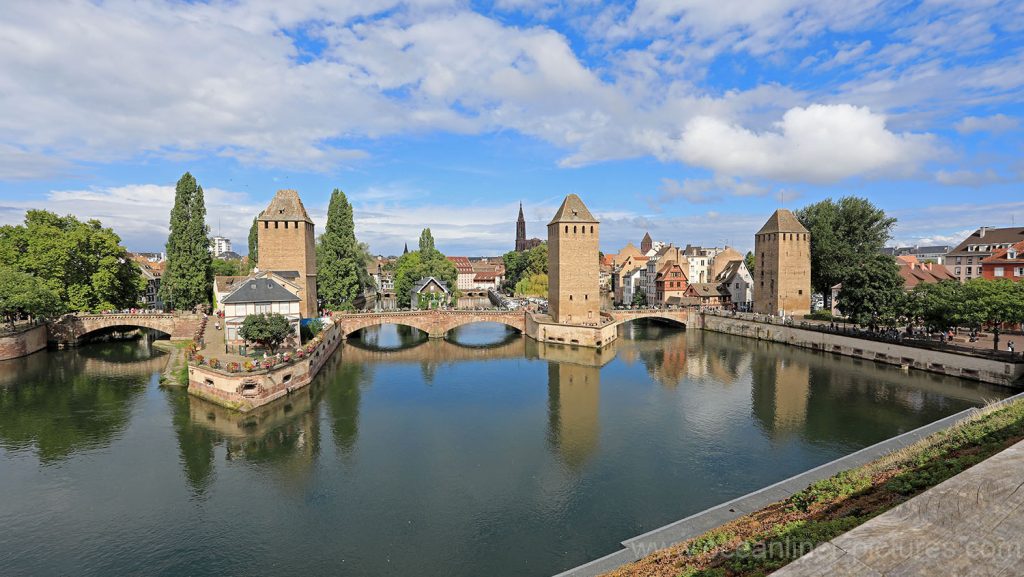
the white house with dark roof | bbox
[410,277,450,309]
[220,274,302,343]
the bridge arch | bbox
[49,314,203,345]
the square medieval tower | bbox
[547,194,600,324]
[753,208,811,316]
[257,189,318,318]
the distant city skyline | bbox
[1,1,1021,256]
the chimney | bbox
[979,226,988,238]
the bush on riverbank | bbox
[603,397,1024,577]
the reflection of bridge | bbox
[335,308,689,340]
[48,313,202,345]
[337,310,526,338]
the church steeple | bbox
[641,231,653,254]
[403,242,408,255]
[515,202,528,252]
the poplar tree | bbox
[317,189,369,309]
[161,172,212,310]
[247,215,259,267]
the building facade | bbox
[547,194,600,325]
[220,275,301,344]
[256,189,318,318]
[716,259,753,310]
[447,256,475,291]
[981,240,1024,281]
[211,235,232,257]
[753,209,811,316]
[654,260,688,305]
[946,227,1024,281]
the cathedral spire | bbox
[515,201,528,251]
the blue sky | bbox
[1,0,1022,256]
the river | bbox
[0,321,1010,577]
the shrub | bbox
[243,360,254,372]
[789,470,871,512]
[262,359,275,369]
[806,310,833,321]
[193,354,205,365]
[226,361,240,373]
[208,358,220,369]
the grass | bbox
[602,396,1024,577]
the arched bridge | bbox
[336,309,527,339]
[608,308,690,329]
[48,313,204,345]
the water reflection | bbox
[0,341,164,462]
[0,321,1014,577]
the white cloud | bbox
[658,175,767,203]
[935,168,1005,187]
[955,114,1019,134]
[671,104,936,183]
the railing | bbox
[702,309,1024,363]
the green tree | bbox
[906,280,964,331]
[0,268,61,329]
[211,258,243,277]
[161,172,212,310]
[795,197,897,298]
[392,229,458,307]
[836,253,905,329]
[515,273,548,296]
[247,215,259,266]
[0,210,144,312]
[632,289,648,307]
[960,278,1024,351]
[745,251,755,276]
[502,243,547,289]
[239,312,293,353]
[317,189,371,310]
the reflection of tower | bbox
[547,362,600,469]
[547,194,600,324]
[751,353,810,438]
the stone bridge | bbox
[335,309,528,339]
[608,308,690,329]
[48,313,203,345]
[334,308,690,340]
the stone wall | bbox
[548,221,600,324]
[0,325,47,361]
[187,320,343,411]
[754,229,811,316]
[526,314,618,349]
[703,314,1024,387]
[257,218,318,318]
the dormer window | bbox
[1010,250,1018,259]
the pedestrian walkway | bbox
[773,440,1024,576]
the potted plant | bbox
[194,354,205,365]
[208,358,220,369]
[243,360,254,372]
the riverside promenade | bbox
[774,440,1024,577]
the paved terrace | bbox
[774,440,1024,577]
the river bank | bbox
[591,393,1024,577]
[153,339,190,386]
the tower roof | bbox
[518,202,525,222]
[548,194,597,225]
[257,189,313,223]
[757,209,808,235]
[642,231,652,243]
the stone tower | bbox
[515,202,528,252]
[257,189,318,318]
[753,209,810,316]
[547,194,600,324]
[640,231,653,254]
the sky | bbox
[1,0,1022,257]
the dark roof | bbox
[687,283,731,297]
[271,270,300,279]
[548,194,597,224]
[222,278,300,304]
[214,275,251,293]
[757,209,808,235]
[411,277,449,293]
[715,259,746,283]
[257,189,313,223]
[948,227,1024,255]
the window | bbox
[590,226,594,233]
[573,225,577,233]
[798,289,803,295]
[995,267,1005,277]
[564,225,568,233]
[956,257,962,264]
[1016,267,1024,276]
[955,267,961,275]
[967,257,973,264]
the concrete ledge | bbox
[552,390,1024,577]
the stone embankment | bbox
[0,324,47,361]
[702,312,1024,387]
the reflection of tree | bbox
[0,346,152,462]
[166,386,217,494]
[321,356,367,456]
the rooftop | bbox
[757,208,809,235]
[256,189,313,223]
[548,193,597,225]
[221,277,301,304]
